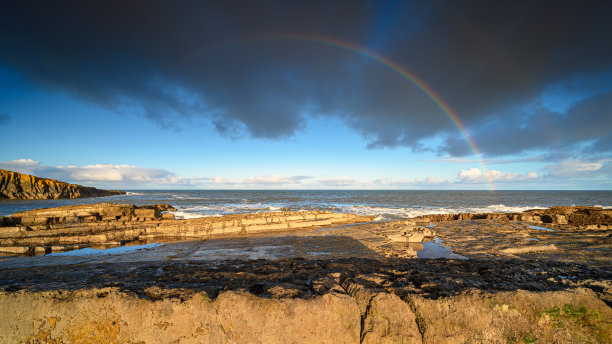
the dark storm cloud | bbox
[442,91,612,157]
[1,0,611,155]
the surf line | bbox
[250,33,495,192]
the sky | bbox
[0,0,611,190]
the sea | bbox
[1,190,611,220]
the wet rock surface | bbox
[0,256,609,302]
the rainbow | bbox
[243,34,496,191]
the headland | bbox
[0,169,125,200]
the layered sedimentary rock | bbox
[0,287,609,343]
[0,169,125,199]
[415,206,612,229]
[0,203,374,255]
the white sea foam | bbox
[595,205,612,209]
[171,211,209,219]
[172,203,551,220]
[337,204,548,220]
[170,203,286,218]
[125,192,144,195]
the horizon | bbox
[1,1,611,191]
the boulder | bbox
[421,228,435,237]
[406,232,425,243]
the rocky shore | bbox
[415,206,611,229]
[0,203,610,343]
[0,169,125,199]
[0,203,373,255]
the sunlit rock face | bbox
[0,203,374,255]
[0,169,125,200]
[415,206,611,229]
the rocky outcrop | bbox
[0,203,374,255]
[0,287,609,343]
[0,169,125,199]
[386,221,435,244]
[415,206,612,229]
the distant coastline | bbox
[0,189,610,218]
[0,169,125,200]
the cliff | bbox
[0,169,125,200]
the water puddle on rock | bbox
[412,237,468,260]
[308,251,332,256]
[47,243,163,256]
[528,224,557,232]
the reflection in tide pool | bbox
[48,243,163,256]
[528,224,556,232]
[415,237,468,260]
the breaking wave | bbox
[334,204,548,221]
[170,203,288,219]
[169,202,553,220]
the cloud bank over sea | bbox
[3,158,608,190]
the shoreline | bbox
[0,203,610,342]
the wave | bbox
[169,202,554,220]
[170,203,288,219]
[125,192,144,195]
[170,211,210,219]
[594,204,612,209]
[335,204,548,220]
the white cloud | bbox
[545,159,610,178]
[58,164,176,183]
[0,159,177,186]
[457,167,539,184]
[7,157,606,190]
[209,175,311,187]
[373,177,453,187]
[0,158,40,174]
[316,177,362,187]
